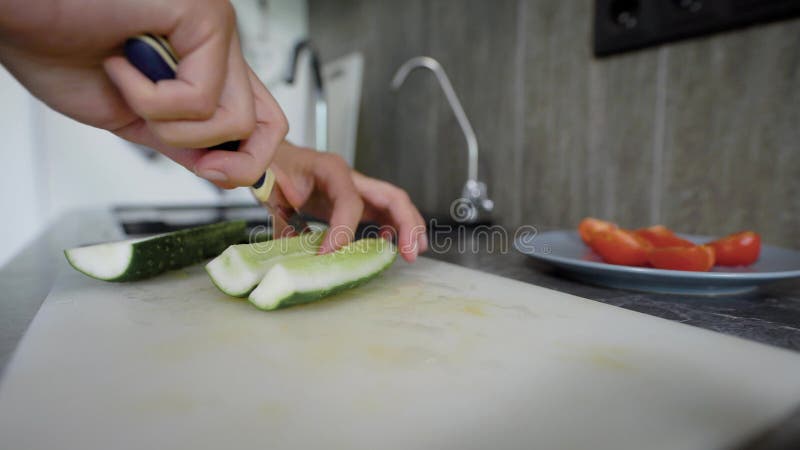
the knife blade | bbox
[124,34,309,234]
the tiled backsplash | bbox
[309,0,799,248]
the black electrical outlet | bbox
[594,0,800,56]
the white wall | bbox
[0,0,309,267]
[39,109,226,215]
[0,69,41,267]
[235,0,315,147]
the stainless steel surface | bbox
[391,56,493,223]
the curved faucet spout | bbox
[391,56,479,183]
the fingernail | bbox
[420,233,429,251]
[318,242,333,255]
[407,245,418,263]
[197,170,227,182]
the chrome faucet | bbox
[285,40,327,151]
[391,56,493,223]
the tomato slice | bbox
[634,225,694,248]
[589,229,651,266]
[708,231,761,266]
[648,245,715,272]
[578,218,617,245]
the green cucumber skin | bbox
[66,221,247,282]
[259,268,388,310]
[252,250,397,311]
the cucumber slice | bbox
[205,232,325,297]
[249,238,397,311]
[64,221,247,282]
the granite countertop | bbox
[1,208,799,449]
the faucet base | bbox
[449,180,494,225]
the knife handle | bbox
[123,34,270,198]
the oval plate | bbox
[514,230,800,295]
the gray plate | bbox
[514,230,800,295]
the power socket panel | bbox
[594,0,800,57]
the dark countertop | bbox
[1,208,799,449]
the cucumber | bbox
[205,232,325,297]
[64,221,247,282]
[249,238,397,311]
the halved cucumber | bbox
[249,238,397,311]
[64,221,247,282]
[205,232,325,297]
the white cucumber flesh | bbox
[205,232,324,297]
[64,221,247,282]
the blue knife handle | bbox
[123,35,177,82]
[123,34,264,187]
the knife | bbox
[123,34,309,234]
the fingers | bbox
[111,118,209,168]
[264,143,426,262]
[263,180,297,240]
[103,1,235,121]
[106,23,288,188]
[166,0,237,117]
[352,171,427,262]
[268,149,362,253]
[128,33,256,149]
[192,67,288,188]
[312,154,364,255]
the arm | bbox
[0,0,286,187]
[0,0,427,259]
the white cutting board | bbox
[1,258,800,450]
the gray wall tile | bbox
[661,20,800,246]
[309,0,800,248]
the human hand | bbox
[0,0,287,188]
[269,142,428,262]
